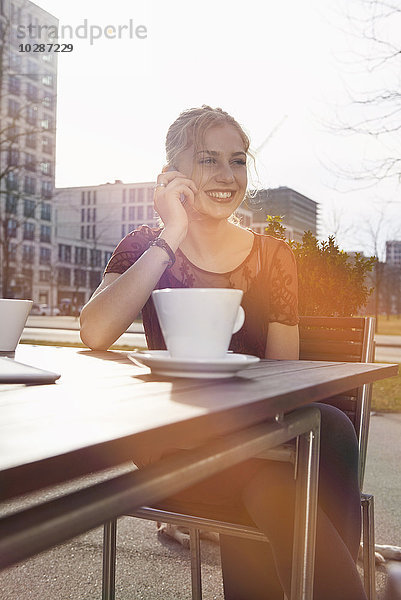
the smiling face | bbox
[175,123,248,221]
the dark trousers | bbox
[157,404,367,600]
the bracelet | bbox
[148,237,176,268]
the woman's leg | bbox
[240,403,366,599]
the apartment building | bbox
[0,0,58,303]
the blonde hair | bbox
[165,105,252,168]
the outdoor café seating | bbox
[102,316,377,600]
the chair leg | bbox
[189,528,202,600]
[102,519,117,600]
[361,494,376,600]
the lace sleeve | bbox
[268,239,299,325]
[104,225,160,275]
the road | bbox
[22,316,401,362]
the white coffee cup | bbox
[152,288,245,359]
[0,299,33,352]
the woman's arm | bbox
[80,168,197,350]
[80,233,179,350]
[265,323,299,360]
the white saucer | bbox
[128,350,260,379]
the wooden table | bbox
[0,345,397,600]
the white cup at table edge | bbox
[0,299,33,352]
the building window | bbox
[6,195,18,214]
[41,181,52,198]
[26,133,36,149]
[88,191,91,204]
[137,189,144,202]
[8,99,20,119]
[9,243,17,262]
[26,106,38,126]
[74,268,87,287]
[122,206,126,220]
[40,161,52,175]
[25,153,36,172]
[104,251,112,264]
[23,222,35,241]
[93,191,97,204]
[58,244,72,263]
[41,203,51,221]
[7,219,17,238]
[81,208,85,222]
[86,225,90,238]
[92,224,96,238]
[121,224,126,237]
[8,75,21,95]
[40,224,51,243]
[58,267,71,286]
[39,270,51,282]
[8,148,19,166]
[42,95,53,109]
[41,118,51,130]
[26,83,38,102]
[81,225,85,239]
[137,206,144,220]
[123,189,126,203]
[129,206,135,220]
[128,223,134,232]
[147,187,154,202]
[90,249,102,267]
[129,189,135,202]
[42,137,52,154]
[75,246,87,265]
[42,74,53,87]
[81,191,85,205]
[87,208,91,222]
[22,245,35,264]
[40,246,51,265]
[24,176,36,194]
[147,205,154,220]
[24,199,36,218]
[6,172,18,191]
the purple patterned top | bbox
[104,225,299,358]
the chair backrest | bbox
[299,316,376,490]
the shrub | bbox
[264,216,376,317]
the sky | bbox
[24,0,401,256]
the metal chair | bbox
[102,316,376,600]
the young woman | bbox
[80,106,367,599]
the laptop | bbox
[0,357,61,384]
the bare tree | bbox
[333,0,401,183]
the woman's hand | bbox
[154,168,198,245]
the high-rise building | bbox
[247,187,318,242]
[386,240,401,266]
[0,0,58,304]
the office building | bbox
[248,187,318,242]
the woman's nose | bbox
[215,162,235,183]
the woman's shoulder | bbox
[104,225,162,274]
[252,230,294,256]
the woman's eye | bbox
[233,159,246,166]
[199,158,215,165]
